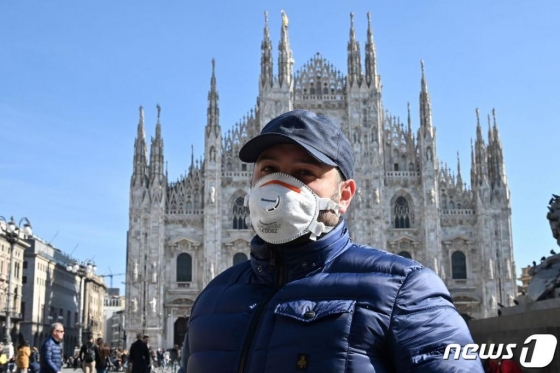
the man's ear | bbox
[338,179,356,214]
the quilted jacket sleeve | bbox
[389,267,484,372]
[44,339,60,373]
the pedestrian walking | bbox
[127,334,149,373]
[79,335,97,373]
[39,323,64,373]
[15,340,30,373]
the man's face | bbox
[53,326,65,341]
[252,143,355,216]
[143,337,149,344]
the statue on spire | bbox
[139,105,144,123]
[281,10,289,28]
[156,104,161,119]
[475,108,480,126]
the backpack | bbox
[85,345,96,363]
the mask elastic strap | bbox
[308,221,334,241]
[317,198,341,216]
[308,198,340,240]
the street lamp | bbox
[66,259,96,346]
[0,216,32,345]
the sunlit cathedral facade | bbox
[125,11,517,348]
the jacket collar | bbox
[249,218,351,285]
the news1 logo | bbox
[443,334,558,368]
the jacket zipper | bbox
[237,251,285,373]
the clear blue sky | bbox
[1,1,559,289]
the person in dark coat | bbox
[94,339,110,373]
[28,347,39,373]
[127,334,149,373]
[40,323,64,373]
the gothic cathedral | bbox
[125,12,516,348]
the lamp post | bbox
[0,216,32,345]
[66,260,96,347]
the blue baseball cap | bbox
[239,110,354,180]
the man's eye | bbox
[261,165,276,172]
[298,169,315,176]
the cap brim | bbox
[239,133,338,167]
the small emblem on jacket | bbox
[295,354,309,370]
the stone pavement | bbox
[62,364,180,373]
[62,368,80,373]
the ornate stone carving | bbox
[152,262,157,283]
[373,188,380,204]
[428,189,435,204]
[131,298,138,313]
[547,194,560,246]
[518,195,560,302]
[149,297,157,314]
[171,298,190,305]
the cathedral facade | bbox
[125,12,516,348]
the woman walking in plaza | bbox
[15,341,30,373]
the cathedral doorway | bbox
[174,317,189,347]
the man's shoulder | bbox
[208,260,251,284]
[333,243,424,277]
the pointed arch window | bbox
[448,199,455,209]
[233,253,248,266]
[233,196,248,229]
[441,192,448,209]
[451,251,467,279]
[194,189,201,209]
[176,253,192,282]
[398,251,412,259]
[394,197,411,229]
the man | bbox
[156,349,163,369]
[128,334,149,373]
[28,347,39,373]
[179,110,484,372]
[94,338,108,373]
[79,335,97,373]
[168,345,178,372]
[72,345,80,370]
[39,323,64,373]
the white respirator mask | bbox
[244,173,341,244]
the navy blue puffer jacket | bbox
[181,220,483,372]
[40,336,62,373]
